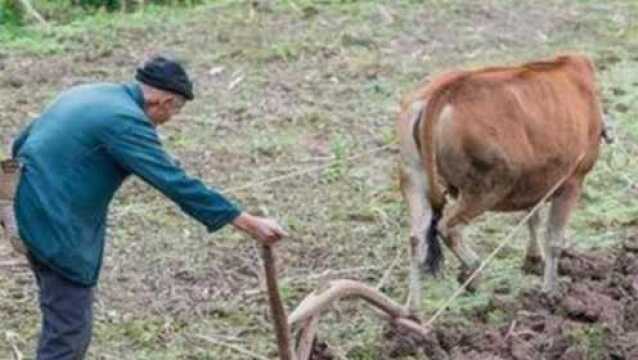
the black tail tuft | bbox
[423,212,444,276]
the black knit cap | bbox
[135,56,194,100]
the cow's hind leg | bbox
[522,209,543,274]
[542,179,582,294]
[438,193,499,292]
[398,101,436,314]
[399,163,433,315]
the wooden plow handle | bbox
[261,244,296,360]
[261,244,432,360]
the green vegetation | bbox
[567,326,608,359]
[1,0,637,358]
[0,0,204,27]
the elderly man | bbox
[10,56,287,359]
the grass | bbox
[1,0,637,358]
[567,326,608,359]
[0,1,231,55]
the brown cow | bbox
[397,55,604,313]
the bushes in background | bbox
[0,0,203,27]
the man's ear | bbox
[160,96,175,108]
[145,97,160,107]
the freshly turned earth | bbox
[310,235,638,359]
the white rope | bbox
[424,152,586,328]
[223,143,396,194]
[115,142,397,215]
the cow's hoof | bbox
[542,277,569,300]
[457,267,480,293]
[540,284,566,308]
[521,255,543,275]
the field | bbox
[1,0,637,359]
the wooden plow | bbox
[260,244,431,360]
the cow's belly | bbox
[493,194,549,212]
[492,166,575,212]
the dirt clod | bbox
[308,339,335,360]
[383,248,638,359]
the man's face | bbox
[146,95,186,126]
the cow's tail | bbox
[414,71,467,275]
[424,209,443,275]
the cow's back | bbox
[431,55,603,211]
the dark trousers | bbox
[29,256,95,360]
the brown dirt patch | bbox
[374,238,638,359]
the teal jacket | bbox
[13,82,241,286]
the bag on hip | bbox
[0,159,26,255]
